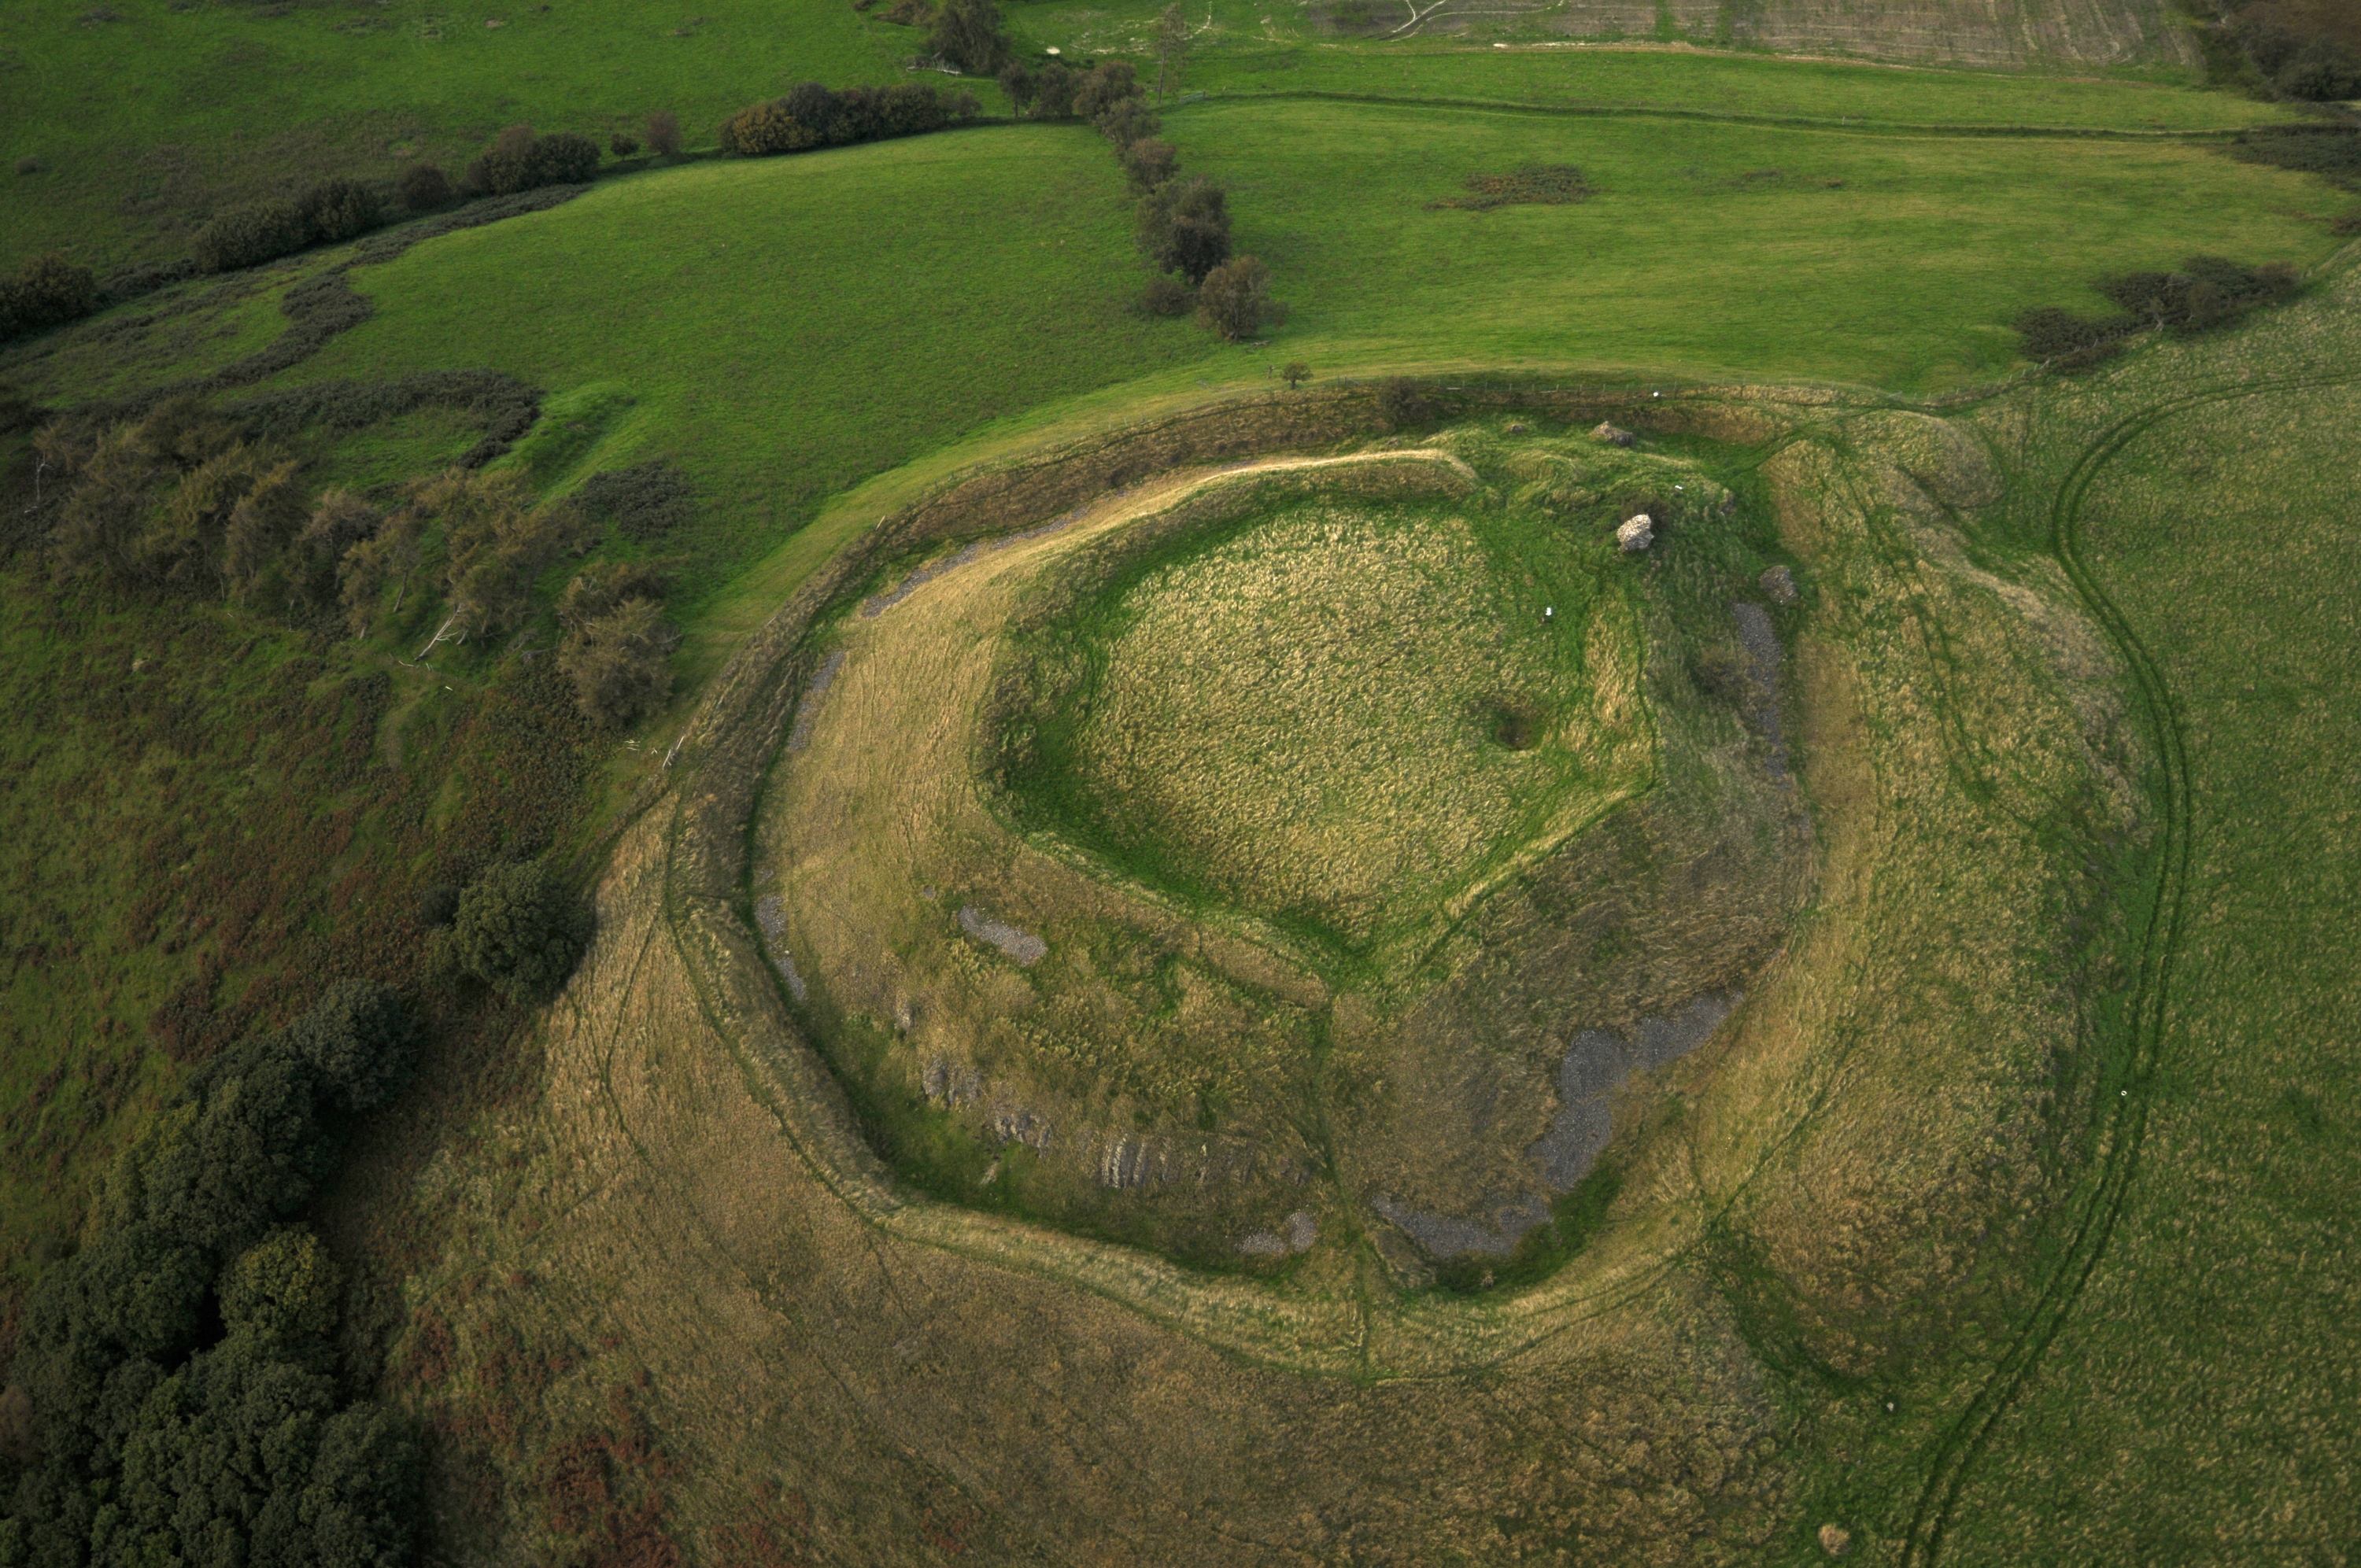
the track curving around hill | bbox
[1901,364,2361,1565]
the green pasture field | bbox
[0,0,921,270]
[272,127,1215,611]
[1168,98,2342,389]
[0,0,2313,274]
[1747,260,2361,1563]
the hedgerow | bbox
[719,83,978,157]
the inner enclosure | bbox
[753,426,1812,1279]
[996,499,1649,967]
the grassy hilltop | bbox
[2,0,2359,1561]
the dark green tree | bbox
[451,860,586,1002]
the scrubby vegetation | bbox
[718,83,979,157]
[2013,253,2302,365]
[0,256,98,348]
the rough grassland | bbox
[1168,98,2340,389]
[0,0,914,270]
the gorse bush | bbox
[297,178,382,244]
[0,253,99,345]
[2015,253,2302,363]
[575,459,695,541]
[465,125,600,196]
[191,197,309,272]
[394,162,451,211]
[190,179,391,272]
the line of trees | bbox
[0,984,426,1568]
[996,22,1281,342]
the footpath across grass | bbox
[1165,98,2341,389]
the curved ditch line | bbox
[1901,366,2361,1564]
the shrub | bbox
[419,467,582,637]
[721,100,821,156]
[609,131,640,158]
[1033,61,1078,119]
[190,198,309,272]
[220,454,306,602]
[1073,59,1141,120]
[1196,254,1273,341]
[297,177,382,243]
[1140,275,1193,316]
[786,80,842,140]
[1120,136,1177,192]
[558,559,669,628]
[395,162,451,210]
[1280,360,1310,389]
[0,253,100,344]
[1378,377,1434,430]
[139,441,295,591]
[929,0,1007,73]
[1095,97,1159,149]
[558,596,678,727]
[466,126,600,195]
[450,859,586,1001]
[645,110,683,157]
[2013,306,2130,366]
[1137,175,1231,282]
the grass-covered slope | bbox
[1172,98,2339,389]
[279,128,1216,607]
